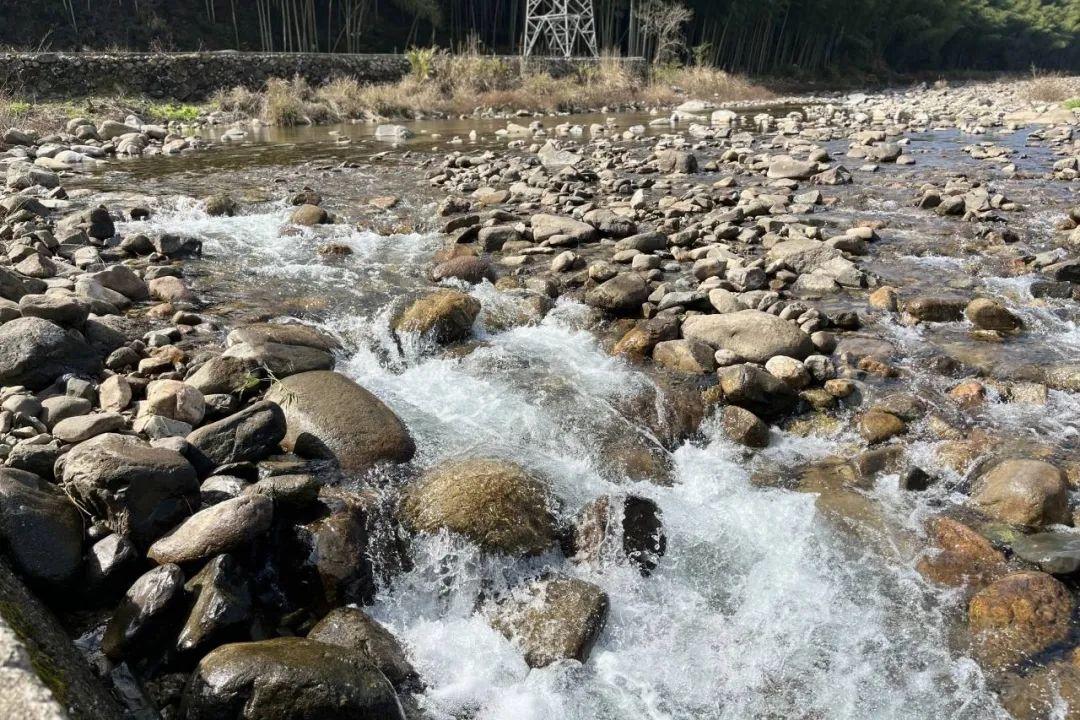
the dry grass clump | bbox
[0,90,83,135]
[263,77,315,126]
[315,77,369,118]
[208,53,771,125]
[645,65,774,105]
[433,52,517,95]
[211,84,263,116]
[1025,70,1076,103]
[342,77,444,117]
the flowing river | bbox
[71,106,1080,718]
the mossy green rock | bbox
[403,458,556,555]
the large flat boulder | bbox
[0,317,101,390]
[0,469,82,593]
[182,637,403,720]
[266,371,414,475]
[682,310,814,363]
[62,434,199,549]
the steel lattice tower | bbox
[523,0,599,58]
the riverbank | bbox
[1,58,771,132]
[0,75,1079,718]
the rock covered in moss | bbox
[402,457,556,555]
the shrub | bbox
[1026,69,1072,103]
[148,103,200,122]
[211,85,263,116]
[263,77,315,126]
[405,46,438,81]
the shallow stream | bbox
[71,107,1080,718]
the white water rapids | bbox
[119,201,1015,720]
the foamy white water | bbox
[122,203,1009,719]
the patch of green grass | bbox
[1065,98,1080,110]
[147,102,201,122]
[5,100,31,116]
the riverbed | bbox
[56,97,1080,718]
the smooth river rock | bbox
[182,637,403,720]
[403,457,556,555]
[681,310,814,363]
[0,317,101,390]
[266,370,415,475]
[147,495,274,565]
[62,433,199,549]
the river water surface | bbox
[70,108,1080,718]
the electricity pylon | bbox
[523,0,599,58]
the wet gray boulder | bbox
[656,149,698,174]
[767,156,817,179]
[181,637,403,720]
[966,298,1022,332]
[177,554,252,655]
[226,323,340,351]
[0,317,101,390]
[1009,532,1080,575]
[530,213,597,243]
[722,405,770,448]
[905,296,967,322]
[84,533,140,597]
[204,193,238,217]
[221,341,334,379]
[292,501,379,607]
[431,255,495,284]
[0,469,83,593]
[0,266,30,301]
[147,495,273,565]
[392,289,481,343]
[718,363,798,419]
[291,204,328,226]
[52,412,126,444]
[584,272,649,313]
[6,443,64,481]
[185,354,259,395]
[62,434,199,549]
[487,576,609,668]
[185,401,287,476]
[266,371,414,475]
[86,265,149,301]
[0,560,125,720]
[308,607,419,690]
[102,564,187,661]
[18,294,90,327]
[58,205,114,240]
[614,231,667,253]
[682,310,814,363]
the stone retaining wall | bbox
[0,52,646,101]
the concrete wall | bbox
[0,52,646,101]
